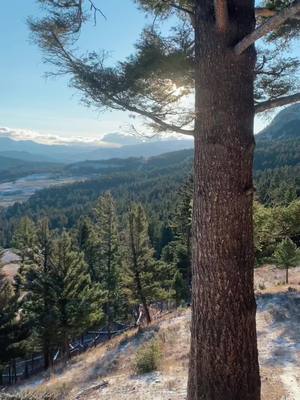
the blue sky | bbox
[0,1,298,141]
[0,0,151,140]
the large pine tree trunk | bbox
[187,1,261,399]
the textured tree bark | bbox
[136,270,152,324]
[187,1,261,399]
[128,216,152,325]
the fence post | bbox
[24,361,29,379]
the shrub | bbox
[135,339,162,374]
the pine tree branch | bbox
[49,31,195,136]
[87,0,107,22]
[255,92,300,113]
[118,102,195,135]
[160,0,195,16]
[159,0,196,25]
[214,0,229,32]
[235,0,300,55]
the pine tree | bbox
[254,200,300,264]
[51,232,103,362]
[30,0,300,397]
[76,217,92,253]
[273,238,299,284]
[161,178,193,302]
[0,273,29,384]
[75,217,100,281]
[171,178,193,290]
[172,269,189,307]
[80,193,125,336]
[12,217,37,262]
[125,203,170,324]
[173,177,193,248]
[19,218,58,370]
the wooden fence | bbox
[1,301,178,386]
[1,322,131,386]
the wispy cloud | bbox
[0,127,120,148]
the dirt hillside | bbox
[3,263,300,399]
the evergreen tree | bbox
[253,201,282,263]
[51,232,103,361]
[254,200,300,263]
[125,203,169,324]
[172,177,193,248]
[0,273,29,384]
[30,0,300,395]
[75,217,100,281]
[273,238,299,284]
[270,181,298,206]
[19,221,103,368]
[19,218,58,370]
[172,269,189,307]
[76,217,92,253]
[161,178,193,302]
[88,193,124,336]
[171,178,193,289]
[12,217,37,262]
[162,241,190,301]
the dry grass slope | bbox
[3,266,300,400]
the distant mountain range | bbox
[0,103,299,167]
[0,132,193,163]
[101,132,147,146]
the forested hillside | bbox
[0,122,299,249]
[1,137,299,384]
[253,105,300,204]
[0,150,193,250]
[0,155,61,183]
[258,104,300,141]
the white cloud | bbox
[0,127,120,148]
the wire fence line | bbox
[0,322,132,387]
[1,301,177,387]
